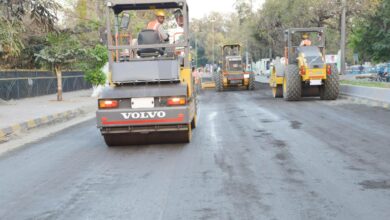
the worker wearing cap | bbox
[147,9,169,41]
[300,33,312,46]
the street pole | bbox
[269,47,272,59]
[212,21,215,66]
[195,39,198,68]
[246,40,250,70]
[340,0,347,74]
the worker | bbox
[147,9,169,42]
[170,9,184,44]
[300,33,312,46]
[169,9,186,56]
[174,9,184,28]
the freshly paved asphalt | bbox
[1,84,390,220]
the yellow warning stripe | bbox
[27,120,36,128]
[11,124,22,133]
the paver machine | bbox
[270,27,339,100]
[213,44,255,91]
[96,0,197,146]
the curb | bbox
[340,84,390,103]
[255,79,390,109]
[0,106,95,143]
[339,84,390,109]
[339,95,390,110]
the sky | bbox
[57,0,265,23]
[187,0,264,19]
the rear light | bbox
[167,97,186,106]
[300,66,306,75]
[326,64,332,75]
[99,100,119,109]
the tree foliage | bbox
[0,0,61,67]
[0,0,60,27]
[253,0,379,59]
[35,32,84,66]
[192,0,364,65]
[350,0,390,63]
[83,44,108,86]
[62,0,106,45]
[191,9,261,66]
[0,17,24,57]
[35,31,85,101]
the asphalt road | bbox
[1,84,390,220]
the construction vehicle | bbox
[213,44,255,91]
[96,0,197,146]
[270,27,339,100]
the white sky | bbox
[58,0,265,22]
[187,0,264,19]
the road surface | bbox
[1,84,390,220]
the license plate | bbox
[310,80,322,86]
[230,80,242,84]
[131,97,154,109]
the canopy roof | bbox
[285,27,325,34]
[108,0,188,13]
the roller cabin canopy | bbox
[107,0,188,14]
[284,27,326,47]
[105,0,191,68]
[284,27,326,64]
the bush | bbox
[85,68,106,86]
[83,44,108,86]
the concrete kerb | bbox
[255,76,390,109]
[339,95,390,110]
[340,84,390,109]
[0,106,95,143]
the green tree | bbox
[62,0,106,46]
[35,32,85,101]
[250,0,376,60]
[83,44,108,88]
[0,0,61,67]
[350,0,390,62]
[0,18,24,57]
[191,13,228,65]
[234,0,252,24]
[0,0,60,28]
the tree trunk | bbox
[55,64,63,101]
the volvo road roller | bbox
[96,0,197,146]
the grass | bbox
[340,80,390,88]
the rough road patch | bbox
[253,129,272,139]
[194,208,219,220]
[272,139,287,148]
[359,180,390,190]
[254,129,266,133]
[290,120,302,130]
[275,152,288,161]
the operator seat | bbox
[137,30,165,57]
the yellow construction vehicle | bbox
[97,0,197,146]
[270,28,339,100]
[213,44,255,92]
